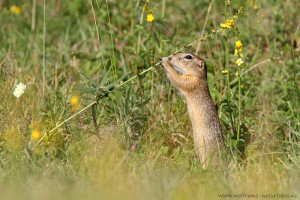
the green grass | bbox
[0,0,299,199]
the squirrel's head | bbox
[170,53,207,80]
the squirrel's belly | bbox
[186,99,221,159]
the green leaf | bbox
[80,71,98,88]
[99,65,112,87]
[78,87,98,94]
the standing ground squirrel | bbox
[161,53,223,168]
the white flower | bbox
[13,82,26,98]
[235,58,244,67]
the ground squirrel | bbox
[161,53,223,168]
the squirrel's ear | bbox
[197,61,205,69]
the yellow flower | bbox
[10,5,21,15]
[226,19,234,29]
[235,40,242,49]
[147,14,155,22]
[220,23,227,28]
[31,129,41,140]
[70,95,80,111]
[234,49,238,56]
[240,54,243,58]
[236,58,244,66]
[70,95,79,105]
[222,70,228,74]
[221,19,234,29]
[148,9,154,14]
[143,4,147,13]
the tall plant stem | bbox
[162,0,166,18]
[224,0,231,96]
[106,0,117,80]
[237,66,241,143]
[42,0,46,97]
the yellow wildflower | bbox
[10,5,21,15]
[70,95,80,111]
[148,9,154,14]
[240,54,243,58]
[254,5,261,9]
[220,23,227,28]
[226,19,234,29]
[147,14,155,22]
[235,40,242,49]
[234,49,238,56]
[222,70,228,74]
[143,4,147,13]
[236,58,244,66]
[225,22,231,29]
[31,129,41,140]
[239,47,243,52]
[221,19,234,29]
[235,72,239,76]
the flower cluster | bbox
[10,5,21,15]
[220,7,243,30]
[143,3,154,23]
[220,18,235,29]
[235,40,244,67]
[13,82,26,98]
[234,40,243,55]
[146,9,154,22]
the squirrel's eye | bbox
[184,55,193,59]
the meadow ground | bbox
[0,0,299,199]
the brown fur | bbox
[161,53,223,168]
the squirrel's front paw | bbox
[159,57,169,68]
